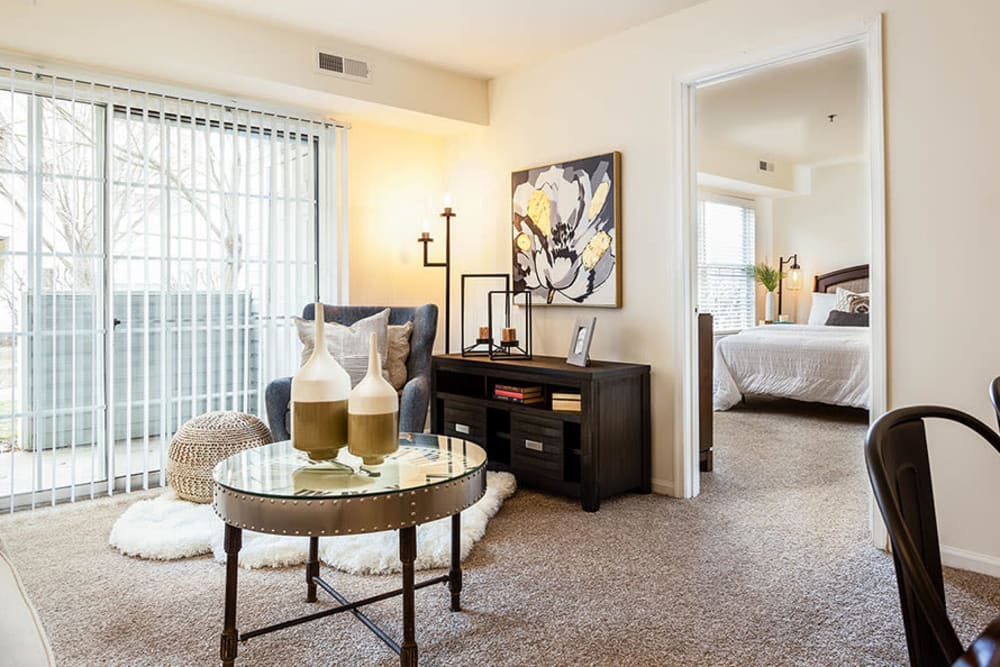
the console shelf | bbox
[430,354,651,511]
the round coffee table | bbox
[212,432,488,667]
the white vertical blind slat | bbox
[0,66,344,511]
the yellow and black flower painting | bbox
[511,152,621,307]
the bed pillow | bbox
[825,310,869,327]
[807,292,839,326]
[295,308,390,386]
[835,287,870,313]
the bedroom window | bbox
[697,194,756,333]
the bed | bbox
[713,265,870,411]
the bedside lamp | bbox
[778,253,801,319]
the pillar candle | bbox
[501,327,517,343]
[478,326,490,340]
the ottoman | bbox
[166,411,272,503]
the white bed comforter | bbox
[713,324,870,411]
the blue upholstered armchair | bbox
[264,303,439,442]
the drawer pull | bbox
[524,439,544,452]
[454,423,470,435]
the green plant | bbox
[749,263,783,292]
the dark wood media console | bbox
[430,354,651,511]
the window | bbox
[0,66,349,510]
[697,194,756,332]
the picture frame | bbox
[511,151,621,307]
[566,316,596,367]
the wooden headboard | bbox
[814,264,870,294]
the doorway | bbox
[673,18,887,546]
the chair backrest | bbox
[301,304,438,381]
[990,377,1000,431]
[866,406,1000,666]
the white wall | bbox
[0,0,488,129]
[772,161,869,321]
[698,140,797,192]
[444,0,1000,567]
[347,122,450,351]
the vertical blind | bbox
[697,193,756,332]
[0,63,349,510]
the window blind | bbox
[0,63,349,510]
[697,194,756,332]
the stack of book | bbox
[551,391,582,412]
[493,384,544,405]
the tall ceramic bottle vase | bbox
[291,303,351,461]
[348,332,400,466]
[765,291,775,323]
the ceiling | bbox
[172,0,707,79]
[697,45,867,166]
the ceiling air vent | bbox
[758,160,775,173]
[317,51,371,83]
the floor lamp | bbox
[778,253,802,319]
[418,196,454,353]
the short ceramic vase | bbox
[348,332,400,465]
[291,303,352,460]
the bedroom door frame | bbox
[672,16,888,548]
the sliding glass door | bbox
[0,69,347,510]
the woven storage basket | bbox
[167,411,272,503]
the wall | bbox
[699,140,797,192]
[347,122,450,351]
[772,161,869,321]
[0,0,488,130]
[444,0,1000,569]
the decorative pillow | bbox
[385,321,413,391]
[825,310,869,327]
[295,308,390,386]
[835,287,870,314]
[807,292,839,326]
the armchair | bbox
[265,303,438,442]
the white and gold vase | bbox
[291,303,351,460]
[348,332,400,466]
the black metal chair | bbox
[866,405,1000,667]
[953,614,1000,667]
[990,377,1000,430]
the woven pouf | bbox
[166,411,272,503]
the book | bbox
[493,394,544,405]
[494,388,542,400]
[494,384,542,395]
[551,392,581,400]
[552,399,581,412]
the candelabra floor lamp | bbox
[778,253,802,320]
[418,200,454,353]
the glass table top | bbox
[213,432,487,501]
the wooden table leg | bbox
[306,536,319,603]
[449,513,462,612]
[399,526,418,667]
[220,524,242,667]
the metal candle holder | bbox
[418,205,455,353]
[460,273,510,357]
[487,289,532,361]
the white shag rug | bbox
[109,471,516,575]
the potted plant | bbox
[750,262,782,323]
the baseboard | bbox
[651,477,674,496]
[941,545,1000,578]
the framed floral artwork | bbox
[511,151,621,307]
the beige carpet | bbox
[2,398,1000,666]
